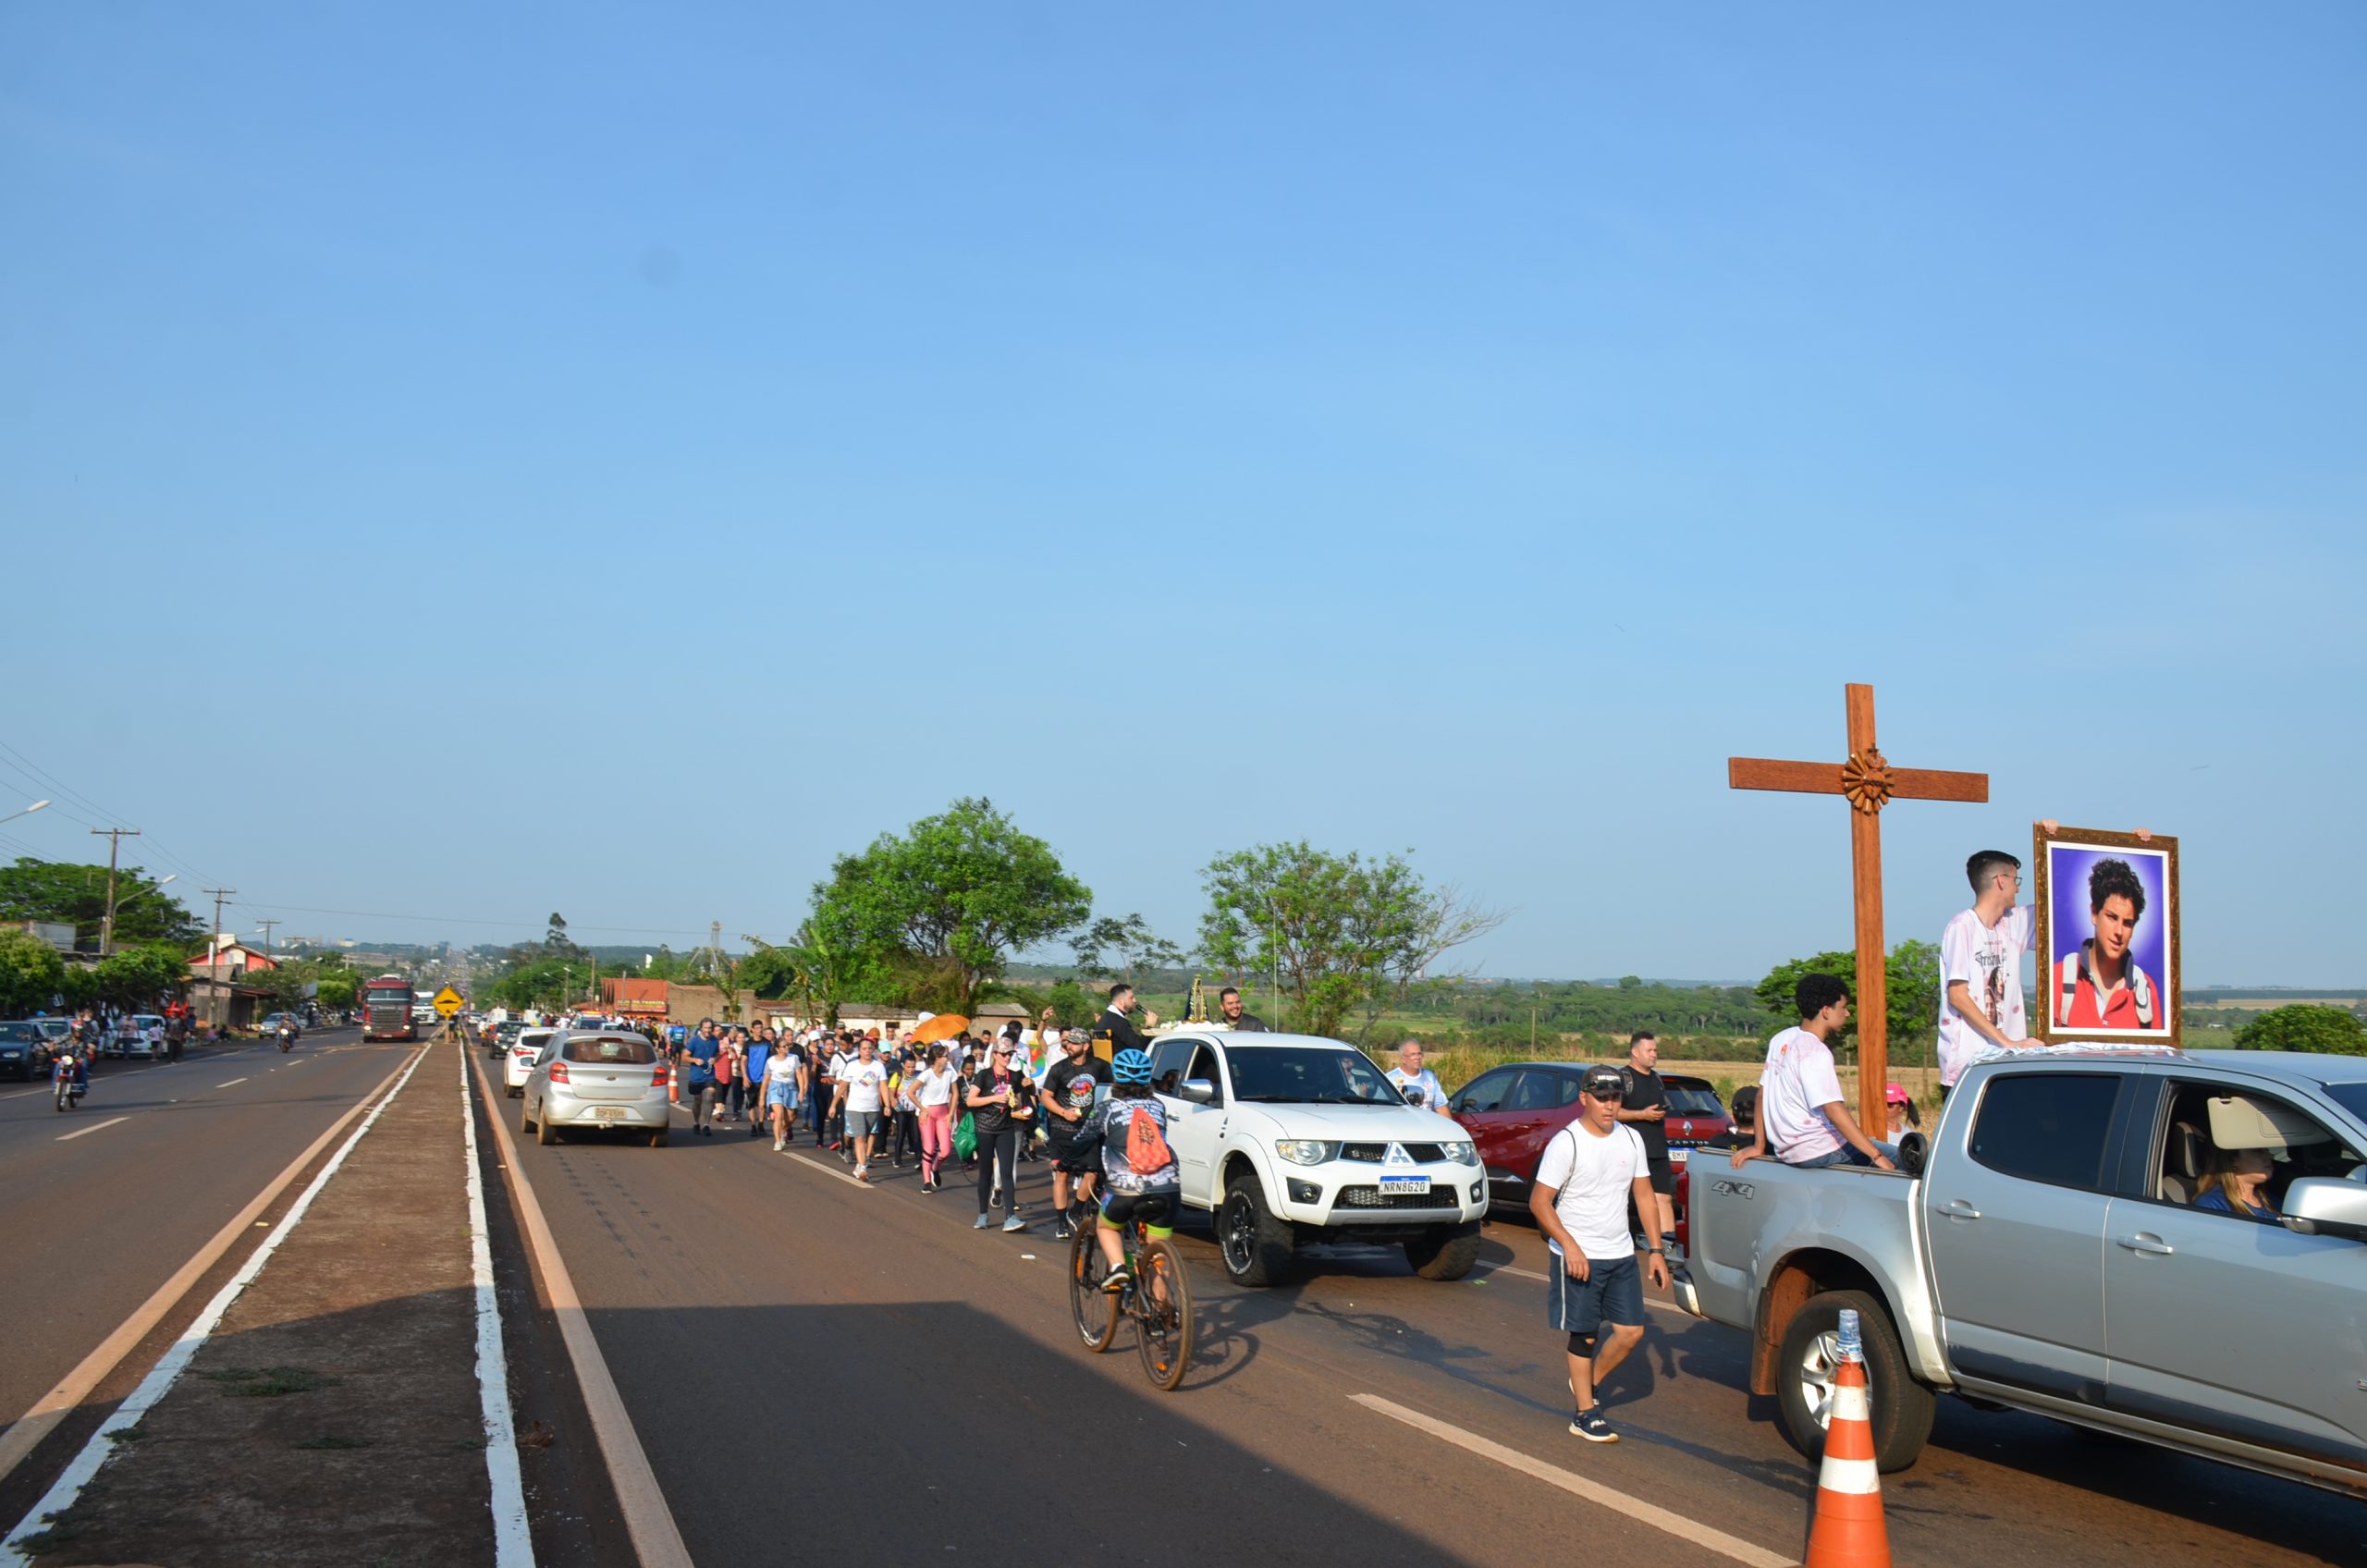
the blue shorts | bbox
[1545,1248,1643,1334]
[765,1081,800,1110]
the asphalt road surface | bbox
[490,1080,2367,1568]
[0,1027,411,1433]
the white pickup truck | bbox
[1141,1030,1488,1286]
[1680,1049,2367,1495]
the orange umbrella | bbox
[908,1014,969,1045]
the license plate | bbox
[1379,1176,1429,1196]
[592,1107,625,1122]
[1670,1148,1689,1165]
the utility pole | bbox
[91,827,141,955]
[255,918,279,960]
[203,888,235,973]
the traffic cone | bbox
[1804,1308,1891,1568]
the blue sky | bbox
[5,4,2361,986]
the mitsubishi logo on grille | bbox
[1383,1142,1415,1166]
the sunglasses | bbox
[1586,1086,1625,1102]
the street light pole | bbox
[0,800,49,827]
[91,827,141,956]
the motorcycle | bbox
[276,1026,294,1054]
[53,1053,87,1112]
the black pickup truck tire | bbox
[1404,1221,1481,1280]
[1777,1289,1937,1473]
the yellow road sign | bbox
[433,986,465,1018]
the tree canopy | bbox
[1196,841,1506,1041]
[0,859,202,949]
[807,798,1091,1015]
[0,927,67,1016]
[2235,1004,2367,1056]
[1751,940,1941,1055]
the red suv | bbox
[1449,1061,1732,1210]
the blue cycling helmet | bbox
[1111,1047,1154,1084]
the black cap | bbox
[1582,1065,1626,1097]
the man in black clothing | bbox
[1098,985,1159,1056]
[1615,1030,1674,1246]
[1217,986,1269,1032]
[1039,1028,1107,1238]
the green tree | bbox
[2235,1004,2367,1056]
[1196,841,1505,1041]
[92,942,189,1011]
[0,927,67,1016]
[807,798,1091,1015]
[1754,938,1942,1057]
[315,974,358,1011]
[0,859,203,948]
[1070,913,1186,987]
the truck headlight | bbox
[1274,1139,1338,1166]
[1439,1140,1479,1166]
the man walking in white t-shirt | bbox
[1529,1065,1670,1444]
[1937,844,2043,1100]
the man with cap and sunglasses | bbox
[1528,1063,1669,1444]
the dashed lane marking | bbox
[55,1116,129,1142]
[1348,1393,1791,1568]
[216,1078,249,1088]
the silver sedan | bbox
[520,1031,669,1148]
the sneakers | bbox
[1102,1268,1131,1293]
[773,1138,785,1152]
[1001,1214,1026,1232]
[974,1214,994,1230]
[855,1166,870,1184]
[1053,1218,1074,1241]
[1569,1406,1617,1443]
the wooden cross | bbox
[1729,683,1990,1134]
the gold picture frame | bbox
[2031,825,2180,1047]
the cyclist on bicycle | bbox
[1067,1047,1180,1293]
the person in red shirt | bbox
[2056,857,2162,1031]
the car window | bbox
[564,1036,656,1064]
[2159,1080,2362,1212]
[1149,1038,1195,1095]
[0,1023,32,1042]
[1453,1068,1516,1115]
[1968,1072,2120,1191]
[1184,1044,1226,1105]
[1663,1084,1725,1116]
[1225,1047,1395,1105]
[1505,1071,1572,1112]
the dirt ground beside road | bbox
[20,1043,501,1568]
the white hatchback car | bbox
[520,1030,669,1147]
[503,1028,556,1096]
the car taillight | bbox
[650,1065,668,1089]
[548,1061,570,1084]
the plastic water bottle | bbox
[1837,1306,1863,1365]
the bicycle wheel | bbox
[1069,1221,1118,1353]
[1133,1237,1193,1391]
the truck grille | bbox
[1341,1143,1446,1164]
[1334,1184,1453,1210]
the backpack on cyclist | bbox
[1123,1105,1172,1175]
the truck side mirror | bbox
[2281,1177,2367,1243]
[1180,1079,1216,1106]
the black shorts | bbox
[1645,1157,1674,1196]
[1098,1190,1179,1234]
[1047,1133,1096,1176]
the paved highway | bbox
[0,1028,413,1438]
[483,1062,2366,1568]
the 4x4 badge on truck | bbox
[1712,1180,1756,1200]
[1384,1142,1415,1166]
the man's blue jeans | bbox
[1788,1140,1900,1170]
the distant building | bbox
[189,937,279,980]
[14,921,75,953]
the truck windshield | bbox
[1229,1048,1400,1105]
[2322,1084,2367,1125]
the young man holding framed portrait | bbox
[1936,826,2057,1102]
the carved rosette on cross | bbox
[1839,748,1895,815]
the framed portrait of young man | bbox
[2032,826,2180,1046]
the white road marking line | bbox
[0,1049,425,1488]
[216,1077,249,1088]
[1348,1393,1791,1568]
[458,1051,534,1565]
[1,1047,434,1567]
[55,1117,129,1142]
[471,1053,693,1568]
[786,1152,872,1189]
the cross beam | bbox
[1729,683,1989,1133]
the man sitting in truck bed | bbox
[1727,974,1896,1172]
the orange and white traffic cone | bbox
[1804,1308,1890,1568]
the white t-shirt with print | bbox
[1760,1026,1845,1163]
[1386,1067,1447,1112]
[765,1049,803,1086]
[840,1059,889,1113]
[1534,1121,1650,1261]
[1937,903,2035,1085]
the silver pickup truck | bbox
[1678,1049,2367,1496]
